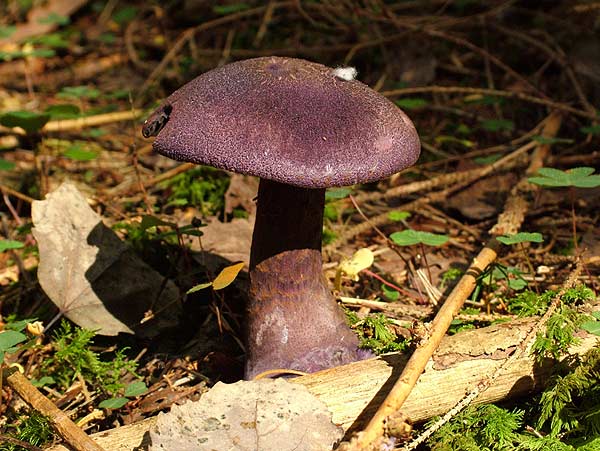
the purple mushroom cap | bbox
[147,56,420,188]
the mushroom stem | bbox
[246,179,360,379]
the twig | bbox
[339,296,432,320]
[137,3,294,97]
[382,7,545,98]
[381,86,597,120]
[0,110,143,136]
[4,369,106,451]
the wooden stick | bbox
[4,369,106,451]
[0,110,142,136]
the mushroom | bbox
[142,57,420,379]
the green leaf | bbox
[480,119,514,132]
[528,167,600,188]
[140,215,175,230]
[390,229,449,247]
[0,330,27,352]
[99,33,116,44]
[0,111,50,133]
[212,262,245,290]
[112,7,138,25]
[381,284,399,301]
[0,26,16,39]
[508,278,527,290]
[325,187,352,200]
[592,311,600,321]
[5,318,36,332]
[580,124,600,135]
[124,380,148,397]
[497,232,544,245]
[99,397,129,409]
[45,104,81,119]
[473,154,502,165]
[0,240,24,252]
[31,376,55,388]
[213,3,250,15]
[57,86,101,100]
[84,128,107,138]
[394,98,429,110]
[0,159,15,171]
[29,33,69,48]
[388,211,411,222]
[62,145,97,161]
[37,12,70,25]
[581,321,600,336]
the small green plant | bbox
[389,229,449,247]
[508,285,594,318]
[0,412,54,451]
[113,215,203,270]
[427,404,524,451]
[0,158,16,170]
[388,210,411,222]
[472,263,528,304]
[536,348,600,439]
[0,111,50,134]
[531,304,588,360]
[528,167,600,188]
[581,311,600,337]
[41,321,139,396]
[497,232,544,245]
[528,167,600,253]
[159,166,230,216]
[98,380,148,410]
[346,312,408,354]
[0,317,37,364]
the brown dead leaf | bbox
[192,216,254,268]
[447,172,519,220]
[32,183,181,337]
[224,173,259,216]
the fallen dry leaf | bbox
[32,183,181,336]
[192,216,254,269]
[224,173,259,216]
[149,378,343,451]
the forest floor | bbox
[0,1,599,450]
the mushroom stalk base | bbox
[246,180,361,379]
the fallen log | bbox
[46,318,599,450]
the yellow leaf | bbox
[338,248,374,281]
[212,262,245,290]
[186,282,212,294]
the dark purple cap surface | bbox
[148,57,420,188]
